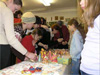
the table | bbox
[0,61,71,75]
[60,64,71,75]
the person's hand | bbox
[62,41,67,45]
[43,45,48,49]
[15,32,22,42]
[32,40,37,46]
[25,52,37,61]
[38,42,48,49]
[24,57,29,61]
[57,38,63,42]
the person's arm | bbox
[62,26,70,42]
[74,32,83,56]
[3,8,27,55]
[2,8,36,60]
[62,41,67,45]
[48,37,59,48]
[38,42,48,49]
[95,15,100,31]
[41,25,49,31]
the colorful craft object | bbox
[21,66,42,74]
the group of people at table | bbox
[0,0,100,75]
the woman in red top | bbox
[17,28,42,63]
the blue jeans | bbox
[71,59,80,75]
[81,70,90,75]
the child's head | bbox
[21,12,36,30]
[51,24,61,34]
[14,10,23,18]
[32,28,42,41]
[67,19,79,32]
[80,0,100,27]
[6,0,22,13]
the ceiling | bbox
[22,0,77,13]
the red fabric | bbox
[17,35,35,63]
[61,25,70,42]
[54,31,60,41]
[53,31,62,48]
[21,35,35,52]
[14,18,21,23]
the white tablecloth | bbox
[0,61,71,75]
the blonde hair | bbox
[82,0,100,28]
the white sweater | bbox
[80,14,100,75]
[0,1,27,55]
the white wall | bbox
[32,8,78,22]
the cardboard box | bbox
[57,57,71,65]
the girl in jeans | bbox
[68,19,83,75]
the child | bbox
[11,12,36,64]
[80,0,100,75]
[26,16,50,55]
[17,28,43,63]
[67,19,83,75]
[14,12,36,38]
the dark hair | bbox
[32,28,43,36]
[14,10,23,18]
[35,16,42,24]
[41,17,46,25]
[57,21,64,26]
[67,19,79,28]
[13,0,22,7]
[68,19,86,43]
[51,23,63,37]
[51,24,61,31]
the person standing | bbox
[80,0,100,75]
[67,19,83,75]
[0,0,36,70]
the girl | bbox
[67,19,83,75]
[17,28,42,63]
[80,0,100,75]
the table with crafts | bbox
[0,49,71,75]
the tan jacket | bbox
[0,1,27,55]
